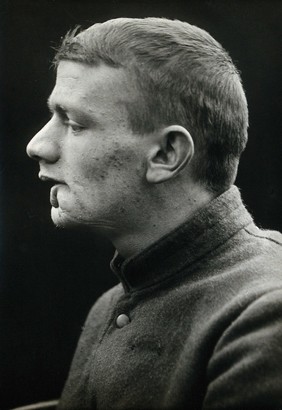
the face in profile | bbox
[27,61,148,236]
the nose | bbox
[26,120,60,163]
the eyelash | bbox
[66,120,84,134]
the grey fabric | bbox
[58,186,282,409]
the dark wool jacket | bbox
[58,186,282,410]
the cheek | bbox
[64,140,146,213]
[81,158,108,182]
[65,145,108,184]
[79,146,138,184]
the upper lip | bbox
[39,174,64,184]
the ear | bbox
[146,125,194,184]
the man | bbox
[26,17,282,410]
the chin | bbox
[51,206,80,228]
[50,206,100,233]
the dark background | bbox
[1,0,281,408]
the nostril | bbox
[30,154,41,161]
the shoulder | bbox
[244,222,282,248]
[204,288,282,409]
[240,222,282,276]
[217,221,282,289]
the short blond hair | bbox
[54,17,248,192]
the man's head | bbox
[54,17,249,193]
[26,18,248,256]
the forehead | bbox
[50,61,133,118]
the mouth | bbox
[39,173,63,183]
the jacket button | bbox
[116,314,130,328]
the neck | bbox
[110,184,216,259]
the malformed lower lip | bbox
[38,174,65,208]
[50,184,62,208]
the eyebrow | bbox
[47,97,68,117]
[47,96,97,125]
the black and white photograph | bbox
[1,1,282,409]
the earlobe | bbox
[146,125,194,184]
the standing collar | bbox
[110,186,253,293]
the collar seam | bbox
[126,217,253,293]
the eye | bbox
[67,120,85,134]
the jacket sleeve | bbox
[203,288,282,410]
